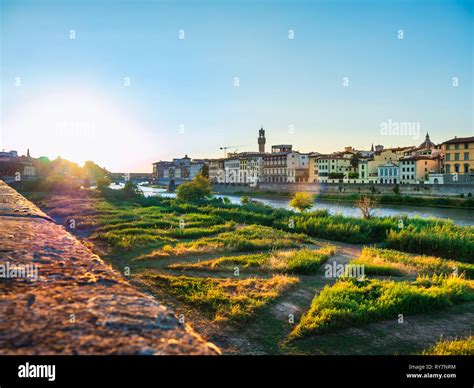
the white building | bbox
[378,162,400,184]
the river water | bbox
[110,183,474,227]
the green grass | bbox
[422,335,474,355]
[386,224,474,262]
[169,246,336,274]
[352,247,474,278]
[289,275,474,340]
[24,188,473,262]
[138,225,311,259]
[136,272,298,322]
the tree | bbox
[290,192,314,212]
[240,195,251,204]
[122,181,143,198]
[350,152,360,169]
[201,164,209,179]
[356,195,379,219]
[176,174,212,202]
[96,176,112,190]
[84,160,109,182]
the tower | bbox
[258,126,266,153]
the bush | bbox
[422,336,474,355]
[386,224,474,262]
[352,247,474,278]
[290,275,474,340]
[290,192,314,212]
[176,174,212,202]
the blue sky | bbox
[1,0,473,172]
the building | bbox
[0,150,18,161]
[0,149,36,178]
[238,152,263,184]
[261,145,309,183]
[152,155,205,183]
[378,162,400,184]
[312,152,356,183]
[442,136,474,184]
[308,152,320,182]
[209,159,225,182]
[399,154,441,184]
[224,157,240,183]
[289,152,309,183]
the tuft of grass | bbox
[352,247,474,278]
[138,225,310,259]
[137,272,298,322]
[289,275,474,340]
[422,335,474,355]
[386,224,474,262]
[169,246,336,274]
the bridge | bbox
[108,172,153,184]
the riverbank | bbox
[213,189,474,210]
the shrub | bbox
[386,224,474,262]
[289,275,474,340]
[137,273,298,322]
[169,246,336,275]
[422,336,474,355]
[290,192,314,212]
[352,247,474,278]
[176,174,212,202]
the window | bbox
[455,144,459,150]
[464,164,469,173]
[445,164,451,174]
[465,143,469,149]
[455,153,460,161]
[446,153,450,161]
[446,144,450,150]
[464,152,469,160]
[454,164,460,173]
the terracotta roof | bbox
[443,136,474,144]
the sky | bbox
[0,0,473,172]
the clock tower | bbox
[258,126,266,153]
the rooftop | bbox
[443,136,474,144]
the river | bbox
[110,183,474,227]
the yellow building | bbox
[308,153,319,182]
[443,136,474,179]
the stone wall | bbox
[213,182,474,197]
[0,181,220,355]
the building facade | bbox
[443,136,474,184]
[152,155,205,183]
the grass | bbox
[25,188,473,262]
[136,272,298,322]
[289,275,474,340]
[169,246,336,275]
[138,225,311,259]
[386,224,474,262]
[351,247,474,278]
[422,335,474,355]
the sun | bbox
[3,87,156,171]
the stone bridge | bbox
[0,180,219,355]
